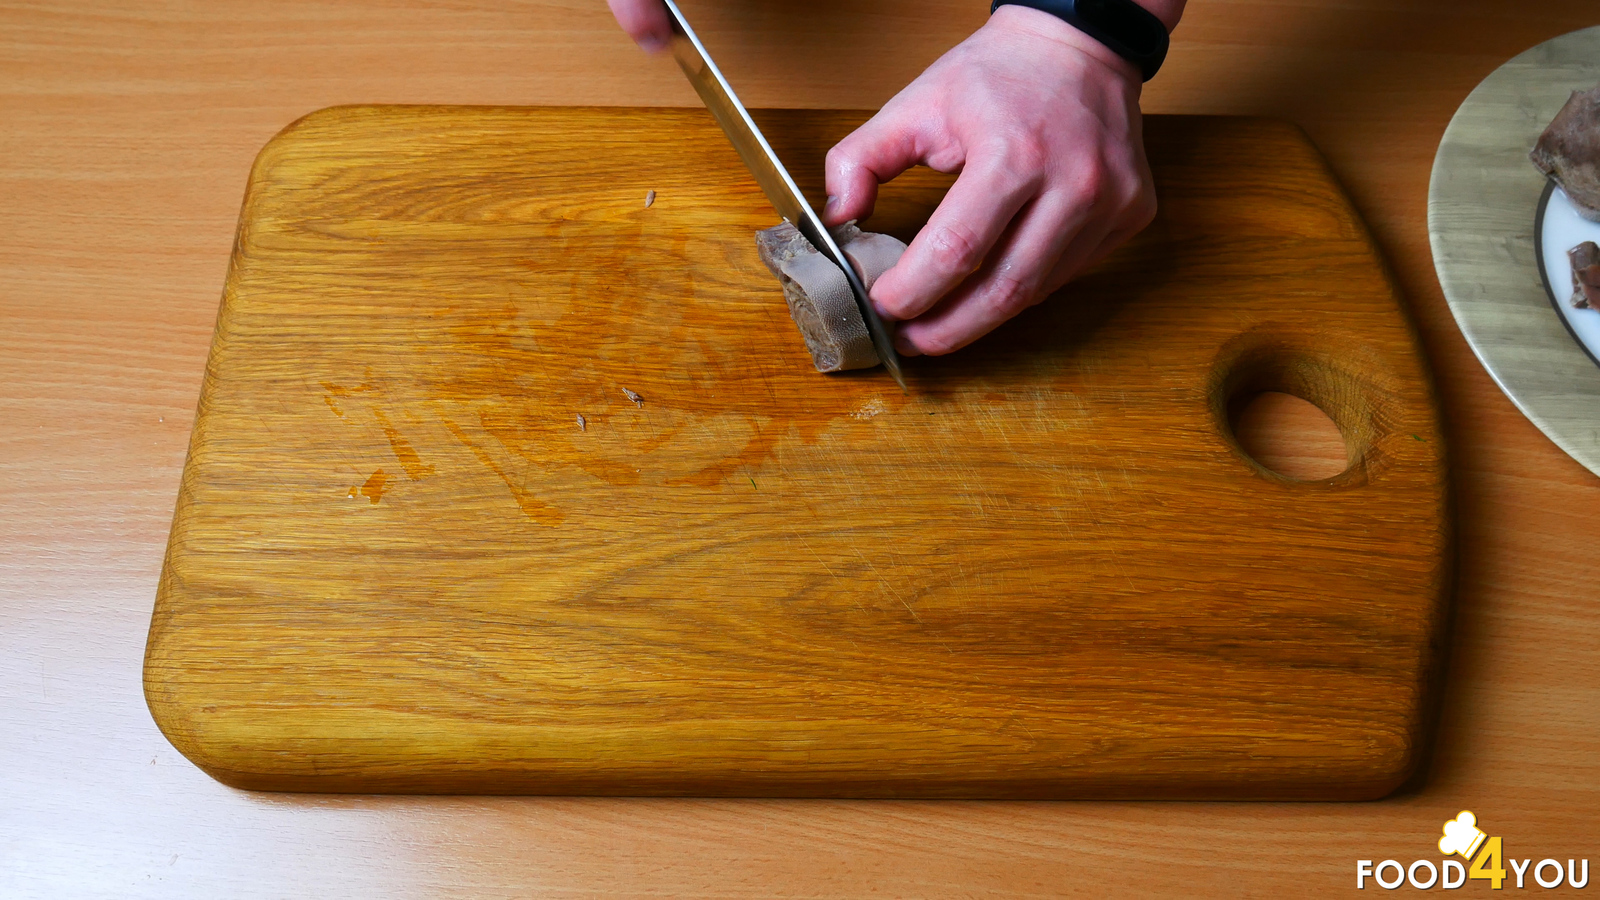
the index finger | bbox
[823,110,925,228]
[607,0,672,52]
[867,158,1040,322]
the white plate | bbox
[1536,182,1600,368]
[1428,25,1600,477]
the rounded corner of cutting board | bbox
[1351,732,1432,802]
[246,105,402,186]
[141,670,242,788]
[142,567,273,790]
[142,667,331,793]
[268,104,386,140]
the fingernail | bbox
[823,195,839,215]
[639,33,669,53]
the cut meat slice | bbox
[1531,83,1600,221]
[1570,241,1600,309]
[755,221,906,373]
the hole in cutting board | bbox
[1229,391,1348,480]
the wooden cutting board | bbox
[144,107,1451,799]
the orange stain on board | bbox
[371,409,436,480]
[667,427,783,488]
[358,469,388,504]
[427,289,890,490]
[442,418,565,526]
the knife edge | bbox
[661,0,906,390]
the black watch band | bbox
[990,0,1169,82]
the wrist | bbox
[988,5,1143,87]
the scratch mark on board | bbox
[442,418,564,526]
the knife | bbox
[661,0,906,390]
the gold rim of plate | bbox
[1428,25,1600,476]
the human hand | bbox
[823,6,1160,356]
[606,0,672,52]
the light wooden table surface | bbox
[3,1,1596,896]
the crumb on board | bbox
[622,387,643,407]
[645,190,656,208]
[576,413,586,431]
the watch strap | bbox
[990,0,1169,82]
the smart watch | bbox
[990,0,1170,82]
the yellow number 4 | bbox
[1470,836,1506,889]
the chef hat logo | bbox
[1439,811,1486,858]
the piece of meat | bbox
[755,221,906,373]
[1531,83,1600,221]
[1570,241,1600,309]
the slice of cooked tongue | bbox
[1531,83,1600,221]
[755,221,906,373]
[1570,241,1600,309]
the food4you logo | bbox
[1357,812,1590,890]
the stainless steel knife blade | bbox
[661,0,906,390]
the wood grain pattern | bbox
[8,1,1600,896]
[1429,25,1600,475]
[1233,392,1349,481]
[143,107,1450,799]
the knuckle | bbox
[925,221,986,276]
[1054,154,1111,206]
[1072,169,1109,210]
[870,277,921,321]
[1132,191,1158,228]
[973,134,1047,191]
[1115,166,1147,198]
[924,130,964,172]
[981,271,1039,317]
[876,292,919,321]
[913,330,962,357]
[825,142,855,173]
[927,148,964,173]
[1006,134,1051,175]
[1105,165,1157,228]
